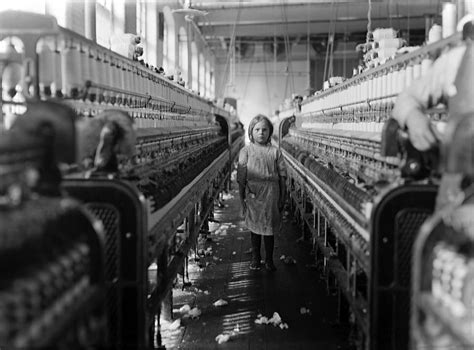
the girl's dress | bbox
[237,142,287,236]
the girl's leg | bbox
[250,232,262,269]
[263,235,276,271]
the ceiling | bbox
[181,0,443,60]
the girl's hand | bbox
[241,201,247,216]
[278,198,285,212]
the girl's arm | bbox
[238,182,247,214]
[237,147,248,214]
[276,149,287,211]
[278,176,287,212]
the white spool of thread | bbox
[428,24,443,43]
[355,81,361,104]
[385,71,391,97]
[123,62,131,104]
[146,71,153,97]
[109,57,119,102]
[392,69,399,95]
[421,57,433,77]
[413,61,422,80]
[1,59,22,100]
[352,84,357,105]
[38,41,54,97]
[157,79,163,100]
[396,68,405,94]
[80,46,92,85]
[382,72,389,101]
[88,48,100,102]
[61,40,82,98]
[118,60,126,104]
[379,74,385,99]
[154,74,160,100]
[137,68,144,96]
[102,53,111,103]
[150,73,157,99]
[398,67,406,92]
[134,67,140,97]
[52,40,63,98]
[375,73,384,102]
[96,52,105,101]
[405,64,414,87]
[442,2,457,38]
[367,78,373,100]
[128,63,135,104]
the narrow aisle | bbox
[161,183,350,349]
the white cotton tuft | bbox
[254,316,269,324]
[269,312,282,326]
[215,333,231,344]
[188,307,202,319]
[300,307,312,315]
[213,299,229,307]
[179,305,191,314]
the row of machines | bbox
[275,31,473,349]
[0,11,244,349]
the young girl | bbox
[237,114,287,271]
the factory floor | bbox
[160,184,351,349]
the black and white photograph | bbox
[0,0,473,348]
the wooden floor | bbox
[160,185,351,349]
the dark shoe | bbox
[265,262,276,272]
[250,262,262,270]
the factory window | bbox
[135,0,158,67]
[145,2,157,66]
[210,69,215,98]
[206,59,211,98]
[178,26,188,84]
[191,42,198,91]
[136,0,146,40]
[164,23,169,68]
[136,0,146,62]
[66,1,85,36]
[96,0,113,48]
[163,6,176,75]
[112,0,125,38]
[199,52,205,95]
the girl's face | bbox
[252,120,270,144]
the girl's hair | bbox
[248,114,273,143]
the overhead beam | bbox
[199,14,430,28]
[200,16,429,37]
[196,1,439,25]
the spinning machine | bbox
[0,100,105,348]
[0,11,244,349]
[275,31,472,349]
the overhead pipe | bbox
[197,15,429,27]
[192,1,360,10]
